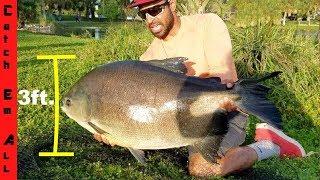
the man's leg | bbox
[254,123,306,158]
[188,123,306,177]
[188,146,257,176]
[188,110,252,176]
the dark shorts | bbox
[188,111,248,157]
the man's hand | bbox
[183,61,196,76]
[218,97,237,112]
[182,60,236,88]
[199,71,235,88]
[93,133,116,146]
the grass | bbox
[285,21,320,32]
[18,21,320,179]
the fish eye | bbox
[66,99,71,107]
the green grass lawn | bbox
[18,21,320,179]
[285,21,319,32]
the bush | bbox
[18,0,41,23]
[98,0,125,21]
[78,21,152,61]
[229,23,320,131]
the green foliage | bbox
[177,0,320,26]
[177,0,232,20]
[18,0,126,22]
[78,22,152,60]
[98,0,125,21]
[227,0,283,26]
[230,23,319,75]
[18,21,320,179]
[177,0,210,15]
[18,0,41,22]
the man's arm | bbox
[140,39,158,61]
[203,14,238,86]
[140,51,152,61]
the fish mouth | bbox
[61,105,66,112]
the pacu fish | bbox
[61,57,282,164]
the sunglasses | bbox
[138,2,169,20]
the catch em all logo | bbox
[0,0,17,179]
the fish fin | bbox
[235,71,282,129]
[182,76,226,90]
[189,109,230,163]
[145,57,196,76]
[238,71,282,85]
[75,121,97,134]
[191,136,222,164]
[209,108,229,136]
[88,122,107,134]
[190,112,249,160]
[128,148,146,164]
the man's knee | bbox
[188,153,204,176]
[188,153,221,176]
[187,147,257,177]
[219,146,257,175]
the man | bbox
[94,0,306,176]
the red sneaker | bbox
[255,123,306,158]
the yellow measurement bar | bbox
[37,55,76,157]
[37,55,76,60]
[39,152,74,157]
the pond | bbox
[53,23,107,39]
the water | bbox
[53,23,106,39]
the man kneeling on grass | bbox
[94,0,306,176]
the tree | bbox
[97,0,127,21]
[176,0,320,26]
[227,0,320,26]
[18,0,41,22]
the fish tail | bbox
[235,71,283,129]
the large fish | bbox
[61,57,282,164]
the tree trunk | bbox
[39,0,47,25]
[85,0,96,20]
[307,16,311,25]
[298,17,302,25]
[282,12,287,26]
[85,7,89,19]
[42,5,46,22]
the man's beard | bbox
[151,13,174,39]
